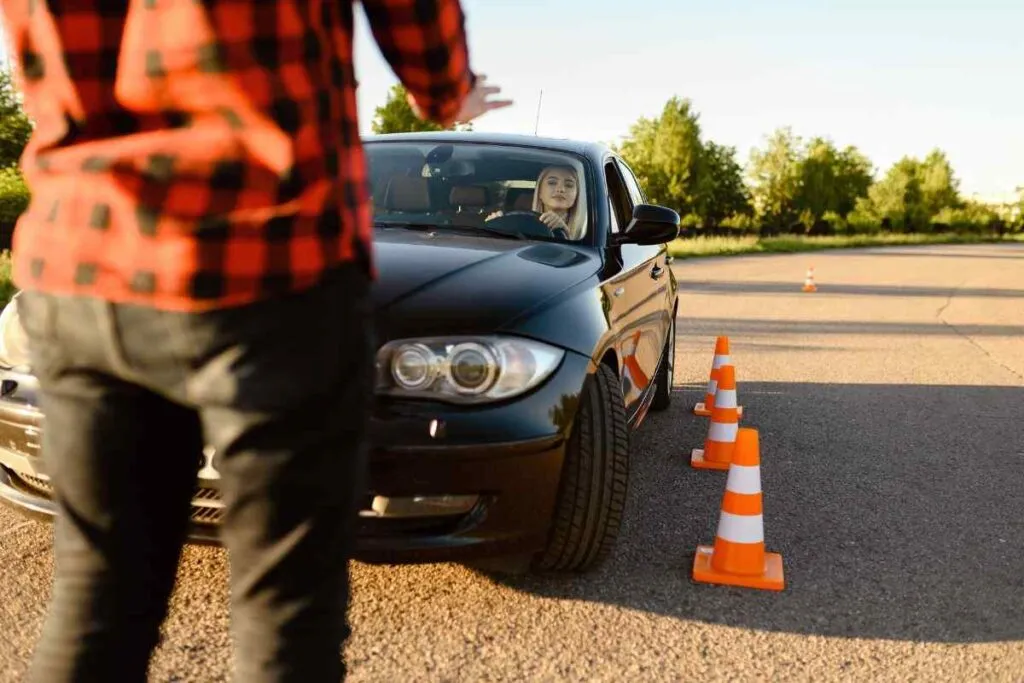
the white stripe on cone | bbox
[705,378,717,395]
[708,421,738,442]
[715,389,738,409]
[716,511,765,544]
[725,464,761,495]
[712,354,731,369]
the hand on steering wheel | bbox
[485,210,570,240]
[538,211,569,233]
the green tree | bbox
[747,127,802,230]
[697,141,751,229]
[918,149,961,216]
[833,145,874,217]
[370,83,472,134]
[852,150,961,233]
[616,96,705,216]
[0,68,33,244]
[872,157,926,231]
[792,138,873,225]
[0,69,32,168]
[793,137,839,223]
[0,166,29,224]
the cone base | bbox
[693,402,743,418]
[802,284,817,292]
[690,448,730,471]
[692,545,785,591]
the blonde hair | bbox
[532,165,586,239]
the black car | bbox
[0,132,679,574]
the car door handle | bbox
[650,265,664,279]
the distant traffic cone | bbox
[691,364,739,471]
[802,266,817,292]
[693,337,743,418]
[692,427,785,591]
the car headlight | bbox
[376,336,564,403]
[0,293,31,371]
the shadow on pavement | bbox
[482,381,1024,645]
[683,317,1024,338]
[705,340,864,354]
[677,281,1024,299]
[864,251,1024,261]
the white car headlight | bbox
[376,336,564,403]
[0,292,31,371]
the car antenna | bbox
[533,89,543,135]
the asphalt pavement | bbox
[1,242,1021,681]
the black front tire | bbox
[533,363,629,573]
[650,315,675,412]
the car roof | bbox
[361,131,613,163]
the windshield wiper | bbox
[446,224,526,240]
[374,221,525,241]
[374,221,434,231]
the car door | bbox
[601,158,663,419]
[611,157,673,411]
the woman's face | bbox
[539,168,578,213]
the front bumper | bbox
[0,350,592,564]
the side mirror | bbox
[611,204,681,246]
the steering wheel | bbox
[488,211,568,240]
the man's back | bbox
[4,3,513,680]
[4,0,473,311]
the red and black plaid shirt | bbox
[3,0,473,311]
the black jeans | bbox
[17,266,372,683]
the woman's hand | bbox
[539,211,569,232]
[485,210,504,221]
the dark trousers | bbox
[16,266,372,683]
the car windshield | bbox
[365,140,590,243]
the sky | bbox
[351,0,1022,202]
[0,1,1020,202]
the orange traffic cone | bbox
[802,266,817,292]
[693,337,743,418]
[691,364,739,471]
[692,427,785,591]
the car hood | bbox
[370,228,600,340]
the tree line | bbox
[614,96,1022,238]
[372,86,1023,238]
[1,78,1021,242]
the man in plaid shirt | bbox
[2,0,510,680]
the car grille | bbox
[10,469,226,526]
[17,471,52,494]
[7,470,477,537]
[190,486,225,525]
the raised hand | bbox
[453,74,513,124]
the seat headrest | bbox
[449,185,488,207]
[513,193,534,212]
[382,176,431,212]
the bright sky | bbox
[353,0,1022,202]
[0,2,1020,201]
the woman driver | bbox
[489,165,585,239]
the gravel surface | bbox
[1,243,1021,681]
